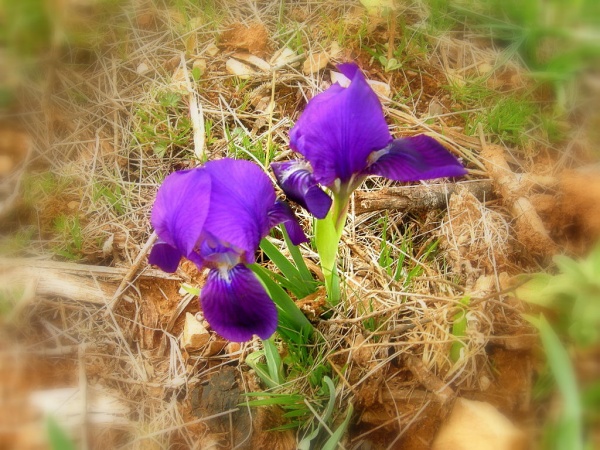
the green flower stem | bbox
[315,195,348,304]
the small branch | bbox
[354,180,493,215]
[2,257,179,280]
[180,52,205,160]
[105,232,157,313]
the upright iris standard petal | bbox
[151,169,211,257]
[289,63,392,187]
[201,264,278,342]
[366,135,468,182]
[202,159,276,263]
[267,200,309,246]
[271,160,332,219]
[148,241,182,273]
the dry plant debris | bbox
[1,0,598,449]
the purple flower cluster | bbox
[148,63,467,342]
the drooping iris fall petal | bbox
[148,241,182,273]
[366,135,468,182]
[271,160,332,219]
[289,63,392,187]
[267,200,310,245]
[201,264,278,342]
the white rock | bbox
[330,70,351,87]
[205,42,219,57]
[432,398,528,450]
[136,61,150,75]
[181,312,210,351]
[271,47,299,67]
[225,58,256,79]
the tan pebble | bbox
[136,62,150,75]
[182,312,210,351]
[192,58,207,76]
[303,52,329,74]
[205,42,219,57]
[432,398,528,450]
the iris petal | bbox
[148,241,182,273]
[271,160,332,219]
[201,264,278,342]
[151,169,211,257]
[202,159,277,264]
[289,63,392,187]
[267,200,309,245]
[366,135,468,182]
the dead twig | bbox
[354,180,493,214]
[105,231,157,314]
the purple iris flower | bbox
[148,158,307,342]
[271,63,467,219]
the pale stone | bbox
[303,52,329,74]
[271,47,299,67]
[432,398,528,450]
[479,62,494,75]
[330,70,350,87]
[225,58,256,79]
[182,312,210,351]
[136,62,150,75]
[368,79,391,102]
[205,42,220,57]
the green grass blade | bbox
[450,295,471,362]
[260,237,313,298]
[46,416,76,450]
[322,404,354,450]
[321,376,337,423]
[263,338,282,386]
[281,225,315,287]
[245,350,278,389]
[538,315,584,450]
[250,264,313,337]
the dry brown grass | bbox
[0,0,590,449]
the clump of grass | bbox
[132,90,193,159]
[445,76,537,146]
[52,214,84,260]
